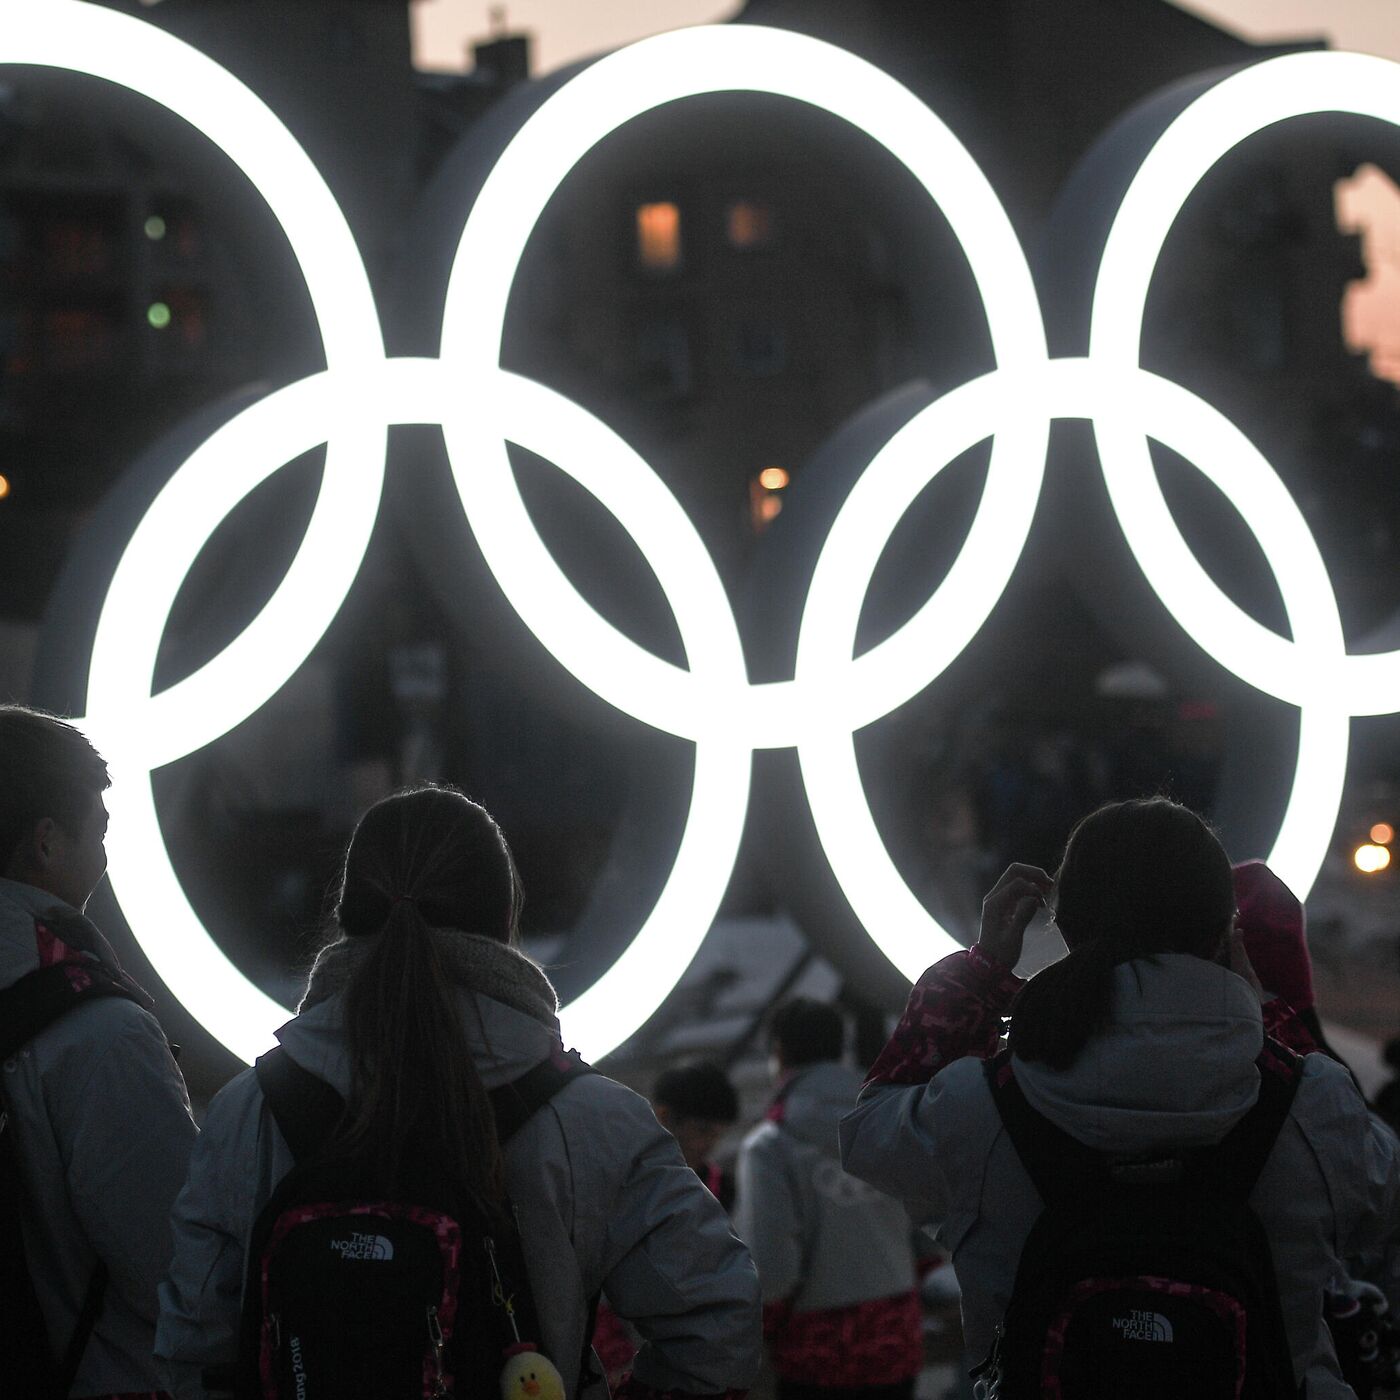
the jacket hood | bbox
[774,1061,866,1157]
[1012,953,1264,1153]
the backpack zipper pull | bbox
[428,1305,448,1398]
[485,1235,523,1344]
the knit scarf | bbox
[298,927,559,1030]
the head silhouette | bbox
[768,998,845,1073]
[0,705,110,910]
[336,784,520,944]
[1009,798,1234,1071]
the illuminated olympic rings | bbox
[12,4,1400,1061]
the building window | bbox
[749,466,788,533]
[726,199,773,250]
[635,201,682,273]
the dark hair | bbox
[1008,798,1234,1072]
[769,998,844,1067]
[0,706,109,872]
[328,784,522,1211]
[653,1061,739,1123]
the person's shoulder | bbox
[1288,1050,1377,1142]
[936,1054,1004,1127]
[738,1116,783,1159]
[938,1054,995,1091]
[1294,1049,1366,1099]
[30,986,172,1067]
[24,994,182,1126]
[853,1054,998,1135]
[206,1061,261,1111]
[190,1064,268,1165]
[539,1064,664,1137]
[202,1062,269,1136]
[551,1063,644,1106]
[523,1065,684,1191]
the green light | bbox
[144,215,166,241]
[147,302,172,330]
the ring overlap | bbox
[13,3,1400,1060]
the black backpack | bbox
[233,1043,595,1400]
[971,1041,1302,1400]
[0,958,146,1398]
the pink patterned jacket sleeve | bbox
[864,946,1024,1087]
[1262,996,1321,1056]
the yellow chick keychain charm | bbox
[500,1342,567,1400]
[486,1237,567,1400]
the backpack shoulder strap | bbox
[255,1046,347,1166]
[0,961,140,1061]
[983,1048,1105,1203]
[490,1045,596,1143]
[1190,1036,1302,1199]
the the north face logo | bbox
[1112,1310,1174,1343]
[329,1231,395,1261]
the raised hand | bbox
[976,863,1054,970]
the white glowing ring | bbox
[11,5,1399,1059]
[796,365,1055,981]
[1089,51,1400,901]
[436,23,1043,1048]
[9,2,384,1062]
[15,6,1036,1062]
[796,359,1352,979]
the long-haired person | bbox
[157,785,760,1400]
[841,798,1400,1399]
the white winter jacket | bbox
[156,962,762,1400]
[735,1061,916,1312]
[840,949,1400,1400]
[0,877,197,1396]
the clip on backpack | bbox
[0,958,145,1398]
[971,1041,1303,1400]
[234,1044,595,1400]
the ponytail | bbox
[1007,941,1125,1071]
[325,785,521,1216]
[333,901,504,1211]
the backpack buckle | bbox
[428,1305,448,1398]
[969,1325,1003,1399]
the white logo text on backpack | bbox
[1113,1311,1174,1343]
[329,1231,395,1261]
[290,1335,308,1400]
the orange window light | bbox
[636,202,681,271]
